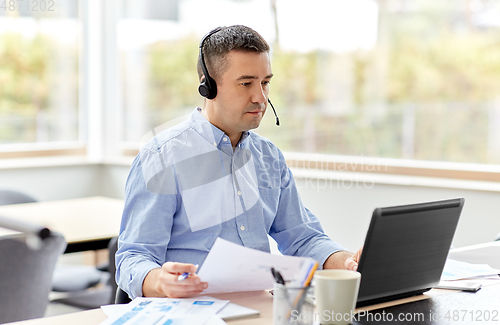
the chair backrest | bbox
[110,237,132,304]
[0,233,66,323]
[107,236,120,304]
[0,189,37,206]
[115,287,132,304]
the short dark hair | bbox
[197,25,270,83]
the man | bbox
[116,25,361,299]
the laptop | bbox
[356,198,465,307]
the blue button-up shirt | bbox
[116,108,346,298]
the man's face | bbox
[208,50,273,138]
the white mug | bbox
[313,269,361,325]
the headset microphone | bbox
[268,98,280,126]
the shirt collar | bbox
[190,107,251,149]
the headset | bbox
[198,27,280,126]
[198,27,221,100]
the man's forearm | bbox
[323,251,354,269]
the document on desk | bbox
[101,298,258,324]
[441,258,500,281]
[197,237,317,294]
[99,296,229,325]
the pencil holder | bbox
[273,283,314,325]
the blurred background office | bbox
[1,0,500,252]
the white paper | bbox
[441,258,500,281]
[216,302,259,320]
[100,304,130,319]
[197,237,316,294]
[205,315,227,325]
[99,297,229,325]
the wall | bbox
[0,161,104,201]
[0,159,130,202]
[1,161,499,251]
[295,178,500,251]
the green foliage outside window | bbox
[140,22,500,164]
[0,32,78,144]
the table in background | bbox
[0,196,123,253]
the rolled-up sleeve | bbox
[269,150,347,269]
[115,154,178,299]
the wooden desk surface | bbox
[10,291,274,325]
[0,196,123,251]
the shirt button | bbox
[213,142,217,146]
[240,225,245,231]
[237,191,241,196]
[223,137,228,142]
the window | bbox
[0,1,81,150]
[117,0,500,167]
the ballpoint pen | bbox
[178,264,199,281]
[271,267,286,285]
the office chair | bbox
[115,287,132,304]
[0,233,66,323]
[55,236,132,306]
[52,236,119,308]
[111,236,131,304]
[0,189,106,294]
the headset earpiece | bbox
[198,27,222,99]
[198,76,215,99]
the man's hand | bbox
[323,247,363,271]
[344,247,362,271]
[143,262,208,298]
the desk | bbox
[0,196,123,253]
[9,285,500,325]
[7,239,500,325]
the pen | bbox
[271,267,286,285]
[178,264,198,281]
